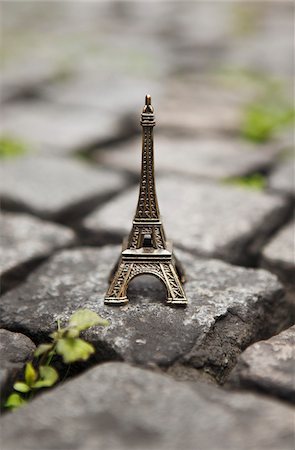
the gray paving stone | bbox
[0,246,289,381]
[268,160,294,198]
[0,212,74,289]
[163,4,293,79]
[1,6,124,103]
[228,326,295,402]
[156,73,284,140]
[1,102,122,155]
[41,73,162,118]
[96,135,278,180]
[0,329,35,397]
[1,61,59,103]
[1,362,294,450]
[167,2,232,47]
[0,156,129,221]
[83,176,290,264]
[223,4,294,78]
[261,219,294,283]
[156,79,249,135]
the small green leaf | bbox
[69,309,109,331]
[5,393,27,409]
[25,362,37,385]
[67,328,79,338]
[32,366,59,389]
[34,343,53,358]
[13,382,31,393]
[56,337,95,363]
[50,328,66,340]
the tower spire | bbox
[143,94,154,113]
[134,94,160,223]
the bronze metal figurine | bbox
[104,95,187,306]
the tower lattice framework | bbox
[104,95,187,306]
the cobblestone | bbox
[1,362,293,450]
[1,101,122,155]
[0,329,35,398]
[268,160,294,198]
[229,326,295,402]
[0,212,74,292]
[261,219,295,284]
[0,156,129,221]
[41,73,162,119]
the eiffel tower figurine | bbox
[104,95,187,306]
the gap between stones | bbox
[75,117,141,159]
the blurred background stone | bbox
[268,159,295,198]
[0,212,75,292]
[0,156,129,222]
[261,219,295,284]
[228,326,295,403]
[1,101,123,155]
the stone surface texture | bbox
[0,246,289,381]
[41,73,162,118]
[0,156,128,220]
[1,60,60,103]
[1,362,294,450]
[0,329,35,396]
[0,212,74,276]
[154,72,264,134]
[96,135,278,180]
[228,326,295,402]
[261,219,294,283]
[268,160,294,197]
[1,101,122,155]
[83,176,289,264]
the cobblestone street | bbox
[0,2,294,450]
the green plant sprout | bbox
[224,173,266,190]
[241,101,295,143]
[216,69,295,143]
[4,309,109,411]
[0,135,28,159]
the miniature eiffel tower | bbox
[104,95,187,306]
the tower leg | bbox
[108,256,121,283]
[160,263,187,305]
[104,261,131,305]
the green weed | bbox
[4,309,109,411]
[0,136,28,158]
[241,102,295,143]
[224,173,266,190]
[218,69,295,143]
